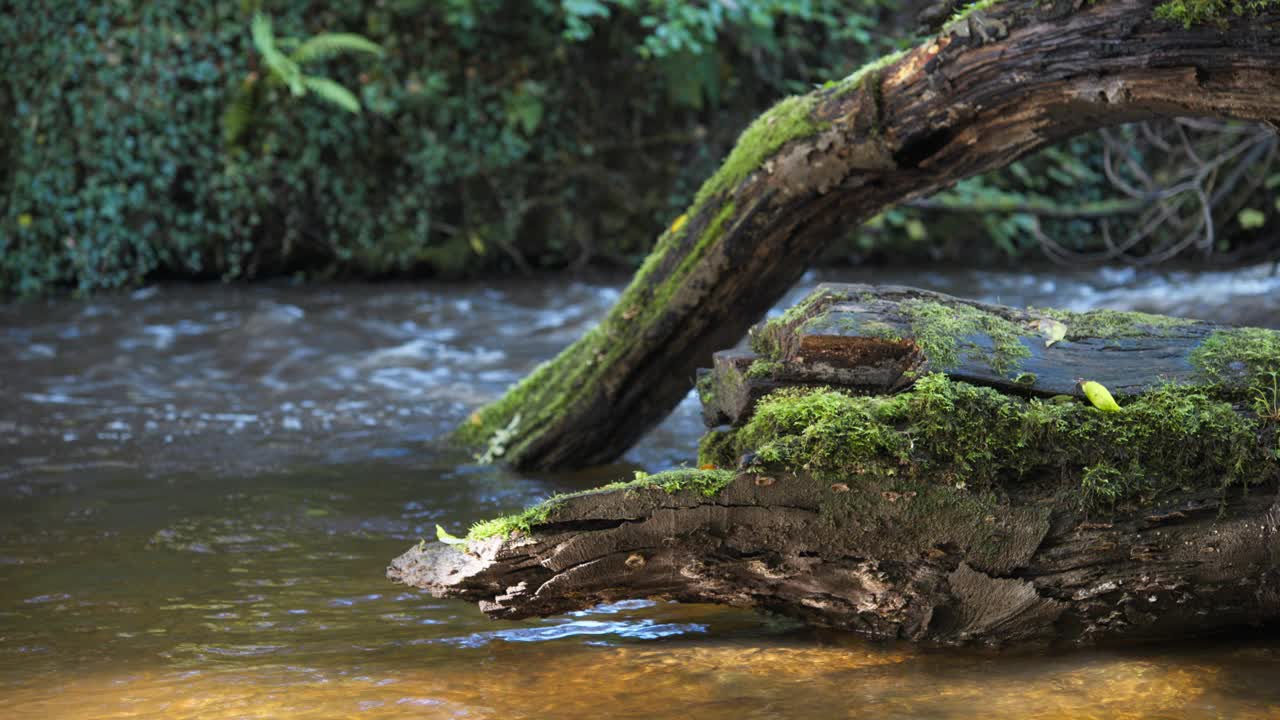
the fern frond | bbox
[291,33,384,65]
[302,75,361,113]
[251,13,304,95]
[250,13,276,58]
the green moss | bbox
[1037,307,1198,340]
[698,429,738,468]
[696,371,718,407]
[749,287,849,359]
[900,300,1031,374]
[670,202,737,283]
[721,374,1274,512]
[453,325,605,451]
[466,370,1275,546]
[692,94,822,208]
[1190,327,1280,390]
[458,198,743,461]
[1153,0,1280,27]
[467,499,559,541]
[1190,328,1280,431]
[860,320,902,341]
[1080,462,1128,509]
[641,468,738,496]
[465,468,736,541]
[746,360,783,379]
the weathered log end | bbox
[404,287,1280,646]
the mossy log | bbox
[397,292,1280,646]
[389,472,1280,647]
[702,283,1237,427]
[457,0,1280,471]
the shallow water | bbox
[3,266,1280,719]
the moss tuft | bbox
[698,429,738,468]
[749,286,849,359]
[467,499,560,541]
[465,468,736,542]
[720,374,1273,512]
[746,360,783,379]
[639,468,738,496]
[900,300,1031,374]
[1153,0,1280,28]
[1190,327,1280,393]
[692,94,822,208]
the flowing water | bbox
[3,266,1280,719]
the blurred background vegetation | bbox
[3,0,1277,296]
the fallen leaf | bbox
[1080,380,1122,412]
[1031,317,1068,347]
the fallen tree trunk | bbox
[396,290,1280,646]
[457,0,1280,470]
[700,283,1248,426]
[389,473,1280,647]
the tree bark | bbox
[461,0,1280,470]
[388,474,1280,646]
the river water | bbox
[2,266,1280,719]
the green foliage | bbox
[226,13,383,145]
[6,1,1278,294]
[1,0,903,295]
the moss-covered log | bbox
[703,283,1255,426]
[395,295,1280,645]
[458,0,1280,471]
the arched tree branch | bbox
[458,0,1280,470]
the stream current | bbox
[2,265,1280,719]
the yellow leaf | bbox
[669,213,687,235]
[18,213,33,228]
[1080,380,1121,412]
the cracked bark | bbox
[461,0,1280,471]
[388,472,1280,646]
